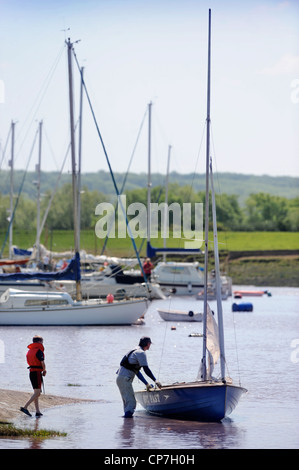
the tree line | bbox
[0,182,298,234]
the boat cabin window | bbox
[24,299,70,306]
[162,266,191,275]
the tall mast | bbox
[201,9,212,381]
[67,38,81,300]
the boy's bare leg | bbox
[23,389,41,411]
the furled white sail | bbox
[206,304,220,377]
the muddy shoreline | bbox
[0,389,93,423]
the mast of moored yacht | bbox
[66,38,81,301]
[201,8,212,382]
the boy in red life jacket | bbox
[20,335,47,417]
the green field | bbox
[3,230,299,258]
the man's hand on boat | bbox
[146,381,162,391]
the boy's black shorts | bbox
[29,371,43,390]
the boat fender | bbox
[106,293,114,303]
[188,310,194,317]
[232,302,253,312]
[234,292,242,299]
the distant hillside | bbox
[0,170,298,205]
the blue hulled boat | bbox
[135,381,246,422]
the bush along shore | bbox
[225,250,299,287]
[0,422,67,438]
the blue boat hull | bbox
[135,381,246,422]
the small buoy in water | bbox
[171,325,176,330]
[232,302,253,312]
[188,333,203,337]
[106,293,114,303]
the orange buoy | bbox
[106,293,114,303]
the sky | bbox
[0,0,298,179]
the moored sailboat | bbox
[0,39,148,326]
[157,307,203,322]
[135,10,247,421]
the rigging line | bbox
[37,120,79,242]
[210,122,230,251]
[101,106,148,255]
[190,120,207,194]
[210,124,242,385]
[136,183,164,256]
[164,121,207,258]
[0,125,12,171]
[43,125,61,171]
[71,47,149,283]
[0,126,39,258]
[14,44,65,166]
[231,303,242,386]
[157,310,169,380]
[160,121,207,297]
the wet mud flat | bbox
[0,388,93,423]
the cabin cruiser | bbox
[152,261,204,295]
[152,261,231,298]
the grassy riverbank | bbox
[2,230,298,286]
[226,254,299,287]
[3,230,299,257]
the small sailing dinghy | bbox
[157,308,203,322]
[135,10,247,421]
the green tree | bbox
[244,193,290,231]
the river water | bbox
[0,285,298,450]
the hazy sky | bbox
[0,0,298,179]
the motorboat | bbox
[152,261,204,295]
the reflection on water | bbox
[116,412,245,449]
[7,402,246,449]
[0,286,298,449]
